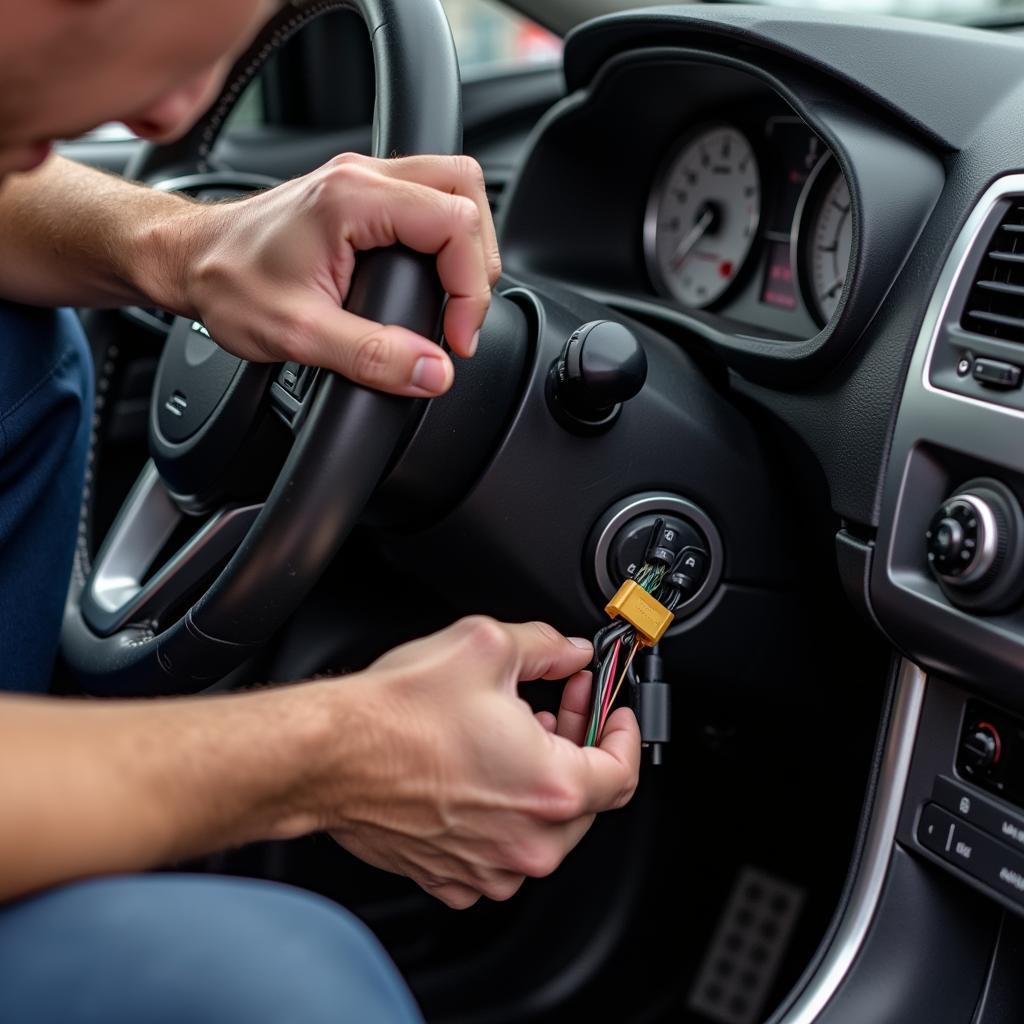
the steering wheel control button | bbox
[547,320,647,433]
[925,479,1024,612]
[973,357,1023,390]
[276,362,314,400]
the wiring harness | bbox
[584,518,704,763]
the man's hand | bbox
[0,617,640,905]
[154,153,501,398]
[313,617,641,909]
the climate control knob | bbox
[926,494,998,586]
[925,478,1024,612]
[961,723,1001,775]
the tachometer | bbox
[803,165,852,324]
[645,124,761,308]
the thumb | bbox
[500,621,593,683]
[303,300,454,398]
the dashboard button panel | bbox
[933,775,1024,854]
[917,802,1024,908]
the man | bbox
[0,1,641,1022]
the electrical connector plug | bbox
[604,579,674,646]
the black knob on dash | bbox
[961,723,1000,775]
[924,479,1024,612]
[548,321,647,434]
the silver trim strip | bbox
[777,659,926,1024]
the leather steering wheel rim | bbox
[61,0,462,695]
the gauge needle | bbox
[671,207,716,269]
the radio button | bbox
[933,776,1024,853]
[918,803,1024,909]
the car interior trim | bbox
[920,173,1024,422]
[776,659,925,1023]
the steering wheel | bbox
[61,0,462,696]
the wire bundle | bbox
[584,555,687,747]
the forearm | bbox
[0,155,196,310]
[0,681,366,902]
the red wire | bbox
[596,638,622,740]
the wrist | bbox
[127,193,212,318]
[255,675,379,843]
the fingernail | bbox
[411,356,449,393]
[568,636,593,650]
[466,330,480,358]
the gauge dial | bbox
[805,169,852,324]
[645,125,761,308]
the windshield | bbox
[728,0,1024,26]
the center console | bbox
[770,175,1024,1022]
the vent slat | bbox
[965,310,1024,331]
[961,202,1024,343]
[988,250,1024,264]
[976,280,1024,298]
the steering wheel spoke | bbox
[81,463,261,637]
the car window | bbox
[443,0,562,74]
[81,3,561,142]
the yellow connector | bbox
[604,580,674,646]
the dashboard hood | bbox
[564,4,1024,152]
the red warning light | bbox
[719,260,734,278]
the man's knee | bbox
[0,874,421,1024]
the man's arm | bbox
[0,153,500,396]
[0,157,192,311]
[0,618,640,908]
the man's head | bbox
[0,0,275,180]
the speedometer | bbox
[644,124,761,309]
[802,164,852,325]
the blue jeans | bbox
[0,303,93,692]
[0,875,423,1024]
[0,304,421,1022]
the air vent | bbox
[962,200,1024,342]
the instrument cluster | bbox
[644,115,851,333]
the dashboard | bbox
[494,10,1024,1018]
[643,114,850,333]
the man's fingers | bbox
[334,167,492,357]
[535,710,558,733]
[375,153,501,286]
[558,707,641,815]
[296,300,453,397]
[493,620,592,684]
[554,671,595,747]
[419,879,482,911]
